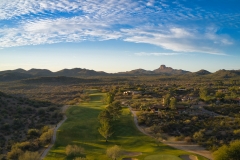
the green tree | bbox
[170,98,176,109]
[106,145,123,160]
[98,120,113,142]
[98,109,112,123]
[105,92,115,104]
[213,140,240,160]
[107,101,122,120]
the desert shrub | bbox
[106,145,123,160]
[7,148,23,160]
[27,129,39,137]
[213,140,240,160]
[184,136,192,143]
[40,126,50,134]
[175,135,184,141]
[65,145,84,157]
[233,129,240,136]
[39,129,53,145]
[18,151,40,160]
[16,141,31,151]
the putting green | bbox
[144,154,182,160]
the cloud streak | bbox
[0,0,238,55]
[135,52,181,56]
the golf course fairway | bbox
[44,90,209,160]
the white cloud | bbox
[0,0,237,55]
[122,26,231,55]
[146,0,155,6]
[135,52,181,56]
[0,0,80,20]
[0,17,233,55]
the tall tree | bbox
[105,92,115,104]
[98,120,113,142]
[98,109,112,123]
[107,101,122,120]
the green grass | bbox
[144,155,182,160]
[44,91,209,160]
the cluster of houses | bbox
[123,91,142,96]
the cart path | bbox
[40,105,70,160]
[129,106,213,160]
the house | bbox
[123,91,132,95]
[123,91,142,96]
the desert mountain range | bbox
[0,65,239,82]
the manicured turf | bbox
[144,155,182,160]
[44,91,209,160]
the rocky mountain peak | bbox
[160,65,166,69]
[159,65,172,70]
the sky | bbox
[0,0,240,73]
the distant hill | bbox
[117,69,154,75]
[0,68,108,81]
[117,65,189,75]
[27,69,53,76]
[55,68,108,77]
[193,69,211,76]
[210,69,240,78]
[0,65,239,82]
[153,65,189,75]
[0,72,33,82]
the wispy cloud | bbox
[0,0,238,55]
[123,26,230,55]
[135,52,181,56]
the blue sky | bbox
[0,0,240,73]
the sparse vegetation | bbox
[0,70,239,159]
